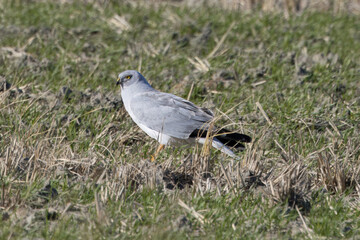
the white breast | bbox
[123,97,172,145]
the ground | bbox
[1,0,360,239]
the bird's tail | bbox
[191,128,251,158]
[197,137,237,157]
[215,129,252,149]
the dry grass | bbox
[0,0,360,238]
[137,0,360,14]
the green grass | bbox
[1,0,360,239]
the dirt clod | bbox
[2,212,10,221]
[38,184,58,201]
[163,169,193,190]
[0,76,11,91]
[174,215,192,231]
[45,209,59,221]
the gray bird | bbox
[116,70,251,160]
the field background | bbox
[1,0,360,239]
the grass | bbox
[1,0,360,239]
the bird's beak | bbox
[116,77,121,86]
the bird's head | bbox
[116,70,147,89]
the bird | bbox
[116,70,251,160]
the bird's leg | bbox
[151,144,165,162]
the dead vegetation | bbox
[0,0,360,238]
[2,79,359,210]
[130,0,360,14]
[1,68,360,237]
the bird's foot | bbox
[150,144,165,162]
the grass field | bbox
[1,0,360,239]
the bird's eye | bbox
[126,75,132,79]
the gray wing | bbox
[130,91,213,139]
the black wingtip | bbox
[218,139,246,149]
[234,133,252,143]
[190,128,251,149]
[217,128,252,143]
